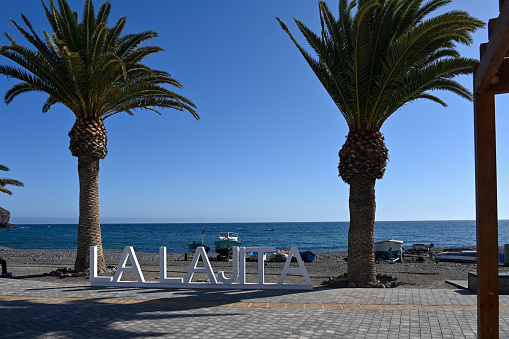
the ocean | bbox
[2,220,509,253]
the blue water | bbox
[2,220,509,253]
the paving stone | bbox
[1,279,508,337]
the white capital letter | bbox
[113,246,145,283]
[278,247,312,285]
[217,246,239,284]
[159,247,183,284]
[90,246,112,283]
[245,247,274,284]
[184,246,217,284]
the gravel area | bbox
[0,246,501,289]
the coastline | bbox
[0,247,487,289]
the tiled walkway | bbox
[1,279,508,338]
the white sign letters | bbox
[90,246,313,290]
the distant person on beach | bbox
[0,257,11,276]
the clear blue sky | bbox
[1,0,508,224]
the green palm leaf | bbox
[0,165,24,196]
[0,0,197,121]
[279,0,483,131]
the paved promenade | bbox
[1,279,508,338]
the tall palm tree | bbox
[0,0,198,271]
[277,0,483,285]
[0,165,24,195]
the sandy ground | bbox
[2,246,502,289]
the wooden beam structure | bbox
[475,1,509,92]
[474,88,499,338]
[473,0,509,338]
[487,59,509,94]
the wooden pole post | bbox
[474,88,499,339]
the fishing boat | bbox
[188,230,210,253]
[409,244,429,252]
[403,243,433,257]
[267,252,288,262]
[214,232,242,257]
[300,250,316,262]
[374,239,404,252]
[374,239,404,263]
[188,241,210,253]
[249,251,267,261]
[436,250,477,262]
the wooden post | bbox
[474,87,499,339]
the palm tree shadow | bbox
[137,287,311,304]
[28,284,311,305]
[1,298,240,338]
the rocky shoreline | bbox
[0,246,498,289]
[0,207,18,228]
[0,224,19,229]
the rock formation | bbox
[0,206,18,228]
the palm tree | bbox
[0,165,24,195]
[277,0,483,285]
[0,0,198,272]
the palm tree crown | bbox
[0,0,197,125]
[278,0,483,131]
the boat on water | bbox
[374,239,404,263]
[214,232,242,257]
[188,230,210,253]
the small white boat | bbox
[374,239,404,263]
[436,250,477,262]
[410,244,429,251]
[267,252,288,262]
[403,243,433,256]
[374,239,404,252]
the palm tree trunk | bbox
[347,177,377,285]
[74,155,106,272]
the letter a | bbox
[184,246,217,284]
[278,247,312,285]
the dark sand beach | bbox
[1,246,498,289]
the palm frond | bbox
[0,165,24,196]
[0,0,197,123]
[103,16,126,53]
[95,1,110,25]
[278,0,484,131]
